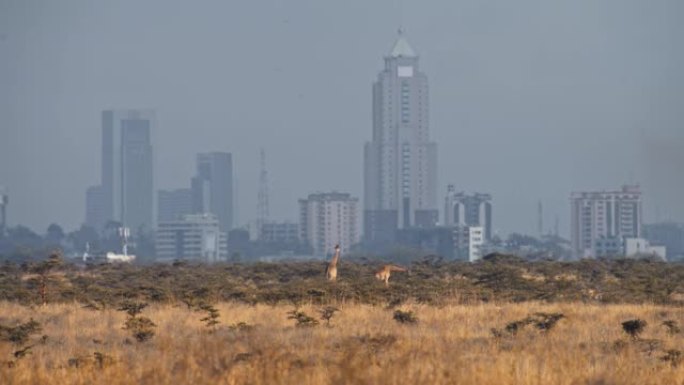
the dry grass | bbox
[1,301,684,384]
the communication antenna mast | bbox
[537,200,544,237]
[256,149,270,239]
[119,227,130,256]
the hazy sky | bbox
[1,0,682,237]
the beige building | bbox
[364,31,438,246]
[299,192,360,257]
[156,213,228,263]
[571,185,642,258]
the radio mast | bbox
[256,149,270,239]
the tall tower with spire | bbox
[364,30,438,248]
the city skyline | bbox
[1,1,682,237]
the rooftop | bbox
[389,29,416,58]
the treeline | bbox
[1,254,683,306]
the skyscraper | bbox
[571,185,642,258]
[101,109,154,232]
[444,186,493,241]
[364,30,438,246]
[191,152,234,232]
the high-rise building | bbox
[191,152,234,232]
[156,213,228,263]
[570,184,642,258]
[85,185,107,231]
[299,192,360,257]
[0,186,7,235]
[364,30,438,246]
[101,109,154,232]
[157,189,193,223]
[444,186,493,241]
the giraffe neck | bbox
[331,250,340,266]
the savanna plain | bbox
[3,256,684,384]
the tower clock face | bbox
[398,66,414,78]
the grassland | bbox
[2,256,684,384]
[2,301,684,385]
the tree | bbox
[45,223,65,246]
[66,225,100,252]
[24,253,65,305]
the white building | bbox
[451,225,484,262]
[299,192,360,257]
[571,185,642,258]
[156,213,227,263]
[624,238,666,260]
[444,186,493,241]
[364,30,438,245]
[595,236,666,260]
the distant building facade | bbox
[101,109,154,232]
[396,225,484,262]
[644,223,684,260]
[299,192,360,257]
[0,186,7,235]
[156,213,228,263]
[227,228,251,259]
[595,236,666,260]
[192,152,234,232]
[594,236,624,257]
[260,222,299,243]
[444,186,493,241]
[158,189,193,223]
[571,185,642,258]
[85,185,108,231]
[461,226,484,262]
[624,238,666,260]
[364,31,438,247]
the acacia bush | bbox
[287,309,319,327]
[622,319,647,340]
[393,310,417,324]
[117,301,156,342]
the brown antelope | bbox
[375,264,408,287]
[325,244,341,281]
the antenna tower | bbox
[537,200,543,237]
[256,149,270,239]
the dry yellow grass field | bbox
[1,301,684,385]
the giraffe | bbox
[325,244,341,281]
[375,264,408,287]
